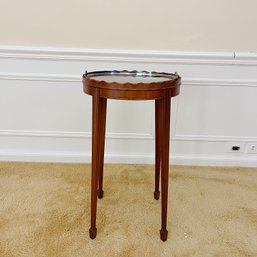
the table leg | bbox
[154,99,162,200]
[98,98,107,199]
[89,89,101,239]
[160,95,171,242]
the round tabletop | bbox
[83,70,181,100]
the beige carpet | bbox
[0,162,257,257]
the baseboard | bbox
[0,150,256,167]
[172,154,257,167]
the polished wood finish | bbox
[89,88,101,239]
[98,98,107,199]
[83,70,180,101]
[160,95,171,241]
[83,70,181,241]
[154,99,162,200]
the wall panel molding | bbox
[172,135,257,143]
[0,130,152,140]
[0,72,78,82]
[1,72,257,87]
[0,46,257,166]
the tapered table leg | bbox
[154,99,162,200]
[160,95,171,242]
[89,89,101,239]
[98,98,107,199]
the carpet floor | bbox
[0,162,257,257]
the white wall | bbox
[0,46,257,166]
[1,0,257,52]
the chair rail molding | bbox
[1,45,257,65]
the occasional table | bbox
[83,70,181,241]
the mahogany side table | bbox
[83,70,181,241]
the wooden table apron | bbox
[83,74,181,241]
